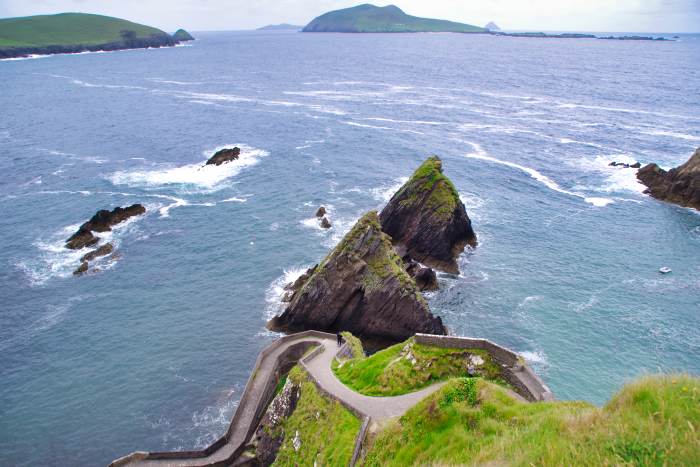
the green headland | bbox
[302,4,486,33]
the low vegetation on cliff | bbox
[333,337,505,396]
[267,366,360,466]
[363,375,700,466]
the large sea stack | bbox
[268,211,446,341]
[379,156,476,274]
[637,147,700,211]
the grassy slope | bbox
[0,13,168,48]
[363,375,700,466]
[304,4,485,33]
[333,337,506,396]
[397,155,461,220]
[273,366,361,466]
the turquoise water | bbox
[1,31,699,465]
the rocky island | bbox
[637,147,700,210]
[302,4,486,33]
[380,156,476,274]
[268,211,446,341]
[205,147,240,165]
[0,13,193,59]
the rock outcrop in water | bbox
[268,211,446,341]
[172,29,195,41]
[66,204,146,249]
[379,156,476,274]
[206,147,240,166]
[404,257,438,291]
[637,147,700,211]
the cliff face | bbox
[268,211,446,341]
[380,156,476,274]
[637,147,700,211]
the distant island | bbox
[257,23,304,31]
[0,13,194,59]
[302,4,486,33]
[485,21,501,31]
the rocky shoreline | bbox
[637,147,700,211]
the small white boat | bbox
[659,267,672,274]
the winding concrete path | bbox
[302,338,445,420]
[112,334,443,467]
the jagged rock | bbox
[320,217,331,229]
[73,261,88,276]
[205,147,240,166]
[630,162,642,169]
[254,379,301,466]
[403,256,438,291]
[268,211,446,341]
[380,156,476,274]
[609,161,641,169]
[80,243,114,263]
[637,147,700,211]
[315,206,326,217]
[65,204,145,249]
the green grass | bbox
[341,331,365,360]
[0,13,169,48]
[333,337,506,396]
[362,374,700,466]
[303,4,486,33]
[272,366,361,466]
[395,156,461,221]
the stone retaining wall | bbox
[110,331,335,467]
[414,334,554,402]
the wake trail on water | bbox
[461,142,614,207]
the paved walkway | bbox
[115,334,443,467]
[302,338,445,420]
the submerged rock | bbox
[379,156,476,274]
[268,211,446,341]
[73,261,89,276]
[205,147,240,166]
[637,147,700,211]
[65,204,145,249]
[609,161,641,169]
[80,243,114,262]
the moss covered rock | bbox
[268,211,446,341]
[380,156,476,274]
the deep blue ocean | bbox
[1,30,699,466]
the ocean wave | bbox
[344,121,424,135]
[370,177,409,203]
[519,350,549,366]
[518,295,544,307]
[364,117,448,125]
[640,129,700,141]
[221,196,248,203]
[462,143,614,207]
[189,386,240,450]
[107,144,268,193]
[147,78,203,86]
[573,155,646,195]
[264,265,313,320]
[1,54,49,61]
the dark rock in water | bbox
[172,29,195,42]
[315,206,327,217]
[254,378,301,466]
[73,261,89,276]
[205,147,240,166]
[268,211,446,341]
[320,216,332,229]
[414,267,438,292]
[630,162,642,169]
[403,255,438,291]
[609,161,641,169]
[80,243,114,263]
[637,147,700,211]
[379,156,476,274]
[65,204,146,249]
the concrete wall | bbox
[414,334,553,402]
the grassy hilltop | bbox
[267,334,700,466]
[303,4,486,33]
[0,13,191,58]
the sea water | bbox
[1,31,699,465]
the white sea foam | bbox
[264,265,313,319]
[519,350,548,366]
[107,144,268,193]
[363,117,448,126]
[518,295,544,307]
[463,143,614,207]
[221,197,248,203]
[148,78,202,86]
[190,386,240,450]
[370,177,409,203]
[575,155,647,195]
[344,121,424,135]
[1,54,49,61]
[640,129,700,141]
